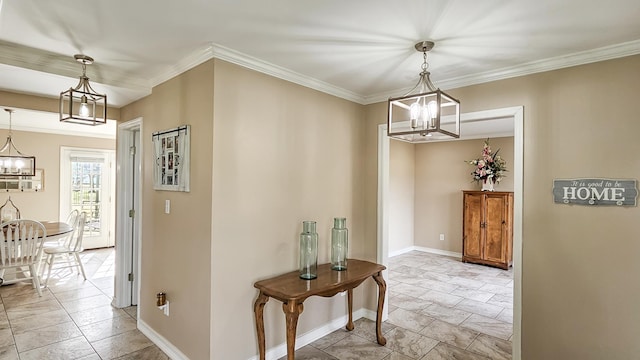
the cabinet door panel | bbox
[463,193,483,260]
[484,194,506,263]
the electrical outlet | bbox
[439,234,445,241]
[158,300,170,316]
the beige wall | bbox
[389,139,415,254]
[0,127,114,221]
[366,55,640,359]
[414,137,514,252]
[119,61,214,360]
[448,55,640,359]
[211,59,367,359]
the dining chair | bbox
[52,209,81,247]
[42,212,87,286]
[0,219,46,296]
[65,210,80,229]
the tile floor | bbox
[283,251,513,360]
[1,249,513,360]
[0,248,168,360]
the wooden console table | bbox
[253,259,387,360]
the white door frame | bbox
[114,117,143,309]
[377,106,524,360]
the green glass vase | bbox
[331,217,348,271]
[299,221,318,279]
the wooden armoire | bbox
[462,191,513,270]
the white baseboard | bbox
[137,307,380,360]
[246,308,372,360]
[138,319,190,360]
[389,246,462,259]
[388,246,416,258]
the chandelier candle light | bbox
[387,41,460,143]
[0,109,36,176]
[59,54,107,125]
[468,139,507,191]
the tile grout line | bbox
[0,248,163,360]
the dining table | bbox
[40,221,74,242]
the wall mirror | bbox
[0,169,44,192]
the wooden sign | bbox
[553,178,638,206]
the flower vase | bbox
[299,221,318,280]
[481,179,495,191]
[331,218,348,271]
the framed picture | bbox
[152,125,190,192]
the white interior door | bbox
[114,118,142,308]
[60,147,116,249]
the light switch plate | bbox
[165,200,170,214]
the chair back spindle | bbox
[70,213,87,253]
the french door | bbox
[60,147,115,249]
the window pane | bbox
[70,159,103,237]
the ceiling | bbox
[0,0,639,136]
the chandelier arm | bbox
[403,76,427,97]
[10,141,26,156]
[402,73,438,96]
[0,138,10,153]
[72,76,87,91]
[422,72,438,92]
[4,139,26,156]
[83,81,103,100]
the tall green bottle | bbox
[331,218,348,271]
[299,221,318,279]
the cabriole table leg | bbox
[372,271,387,345]
[346,288,354,331]
[253,292,269,360]
[283,301,304,360]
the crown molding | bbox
[364,39,640,105]
[147,42,368,103]
[437,39,640,90]
[150,44,216,88]
[209,43,366,104]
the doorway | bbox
[114,118,142,308]
[377,106,524,359]
[60,147,116,249]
